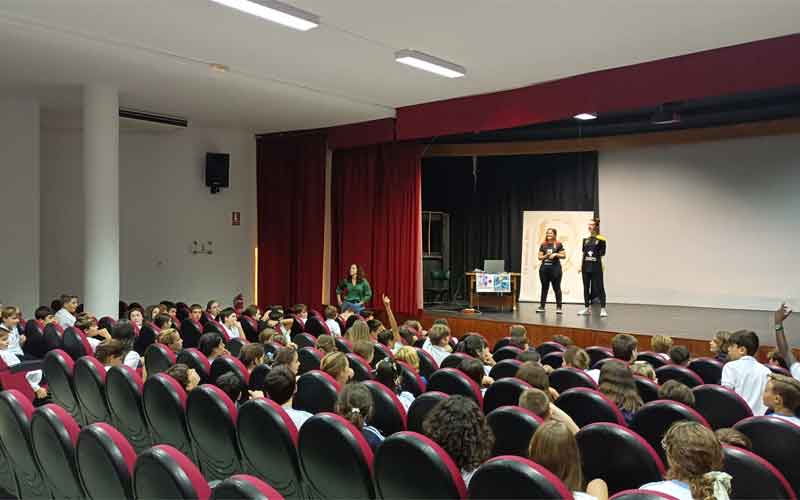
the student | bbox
[376,329,394,348]
[75,313,112,352]
[0,328,48,400]
[0,306,26,357]
[709,331,732,364]
[528,421,609,500]
[264,366,312,428]
[374,359,415,411]
[563,346,591,370]
[352,339,374,365]
[112,322,141,369]
[259,328,285,347]
[766,350,790,371]
[394,346,427,384]
[641,421,731,500]
[658,380,696,407]
[516,362,558,400]
[324,305,342,336]
[630,361,657,381]
[598,360,643,425]
[519,388,580,435]
[669,346,691,367]
[714,428,751,450]
[459,358,493,394]
[336,382,383,451]
[773,303,799,380]
[461,335,495,375]
[164,363,201,392]
[586,333,638,384]
[517,350,542,364]
[55,294,79,328]
[239,343,265,373]
[345,320,371,344]
[293,304,308,326]
[218,307,243,340]
[23,305,56,358]
[651,335,674,361]
[321,351,353,386]
[721,330,771,415]
[95,340,126,371]
[216,371,245,403]
[157,328,183,353]
[422,396,493,487]
[316,334,337,354]
[198,332,228,362]
[422,324,453,366]
[273,347,300,376]
[204,300,221,325]
[762,373,800,424]
[128,307,144,331]
[552,335,575,348]
[509,325,530,350]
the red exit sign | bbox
[232,211,241,226]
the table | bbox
[466,272,521,312]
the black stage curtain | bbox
[422,152,598,297]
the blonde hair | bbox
[563,346,590,370]
[345,320,370,343]
[651,335,673,354]
[528,421,584,491]
[157,328,181,346]
[663,421,728,500]
[321,352,349,380]
[630,361,657,381]
[519,388,551,418]
[395,346,420,370]
[768,374,800,411]
[316,334,337,354]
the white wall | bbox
[599,134,800,310]
[40,125,257,308]
[0,100,40,314]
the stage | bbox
[420,302,791,359]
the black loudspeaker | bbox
[206,153,230,194]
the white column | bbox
[82,84,119,317]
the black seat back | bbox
[486,405,542,457]
[293,370,340,414]
[30,404,84,499]
[469,455,573,499]
[142,373,195,462]
[634,375,661,403]
[74,355,111,424]
[297,347,323,375]
[144,343,176,377]
[692,384,753,430]
[549,367,598,394]
[655,365,704,388]
[43,349,83,423]
[407,391,448,433]
[483,377,532,414]
[75,423,136,500]
[185,384,242,481]
[493,346,523,362]
[734,416,800,494]
[0,390,50,498]
[105,365,151,454]
[722,445,796,500]
[629,400,710,463]
[554,387,625,428]
[636,352,667,369]
[688,357,723,385]
[363,380,407,436]
[489,359,522,380]
[428,368,483,406]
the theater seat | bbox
[176,348,212,383]
[105,365,152,454]
[554,387,625,427]
[0,390,49,498]
[142,372,196,462]
[226,338,246,357]
[74,355,111,424]
[30,404,84,499]
[692,384,752,430]
[416,348,440,379]
[293,370,340,414]
[397,360,426,396]
[237,398,303,500]
[441,352,473,369]
[23,319,48,359]
[211,475,285,500]
[43,322,65,353]
[293,333,317,349]
[186,384,243,481]
[493,346,523,363]
[592,357,627,370]
[629,400,710,463]
[489,359,522,380]
[536,341,565,357]
[299,413,375,499]
[372,343,394,367]
[549,367,598,394]
[492,337,513,353]
[407,391,448,433]
[734,415,800,494]
[303,317,329,338]
[0,442,16,498]
[609,490,682,500]
[134,445,211,500]
[483,377,532,414]
[688,358,723,385]
[364,380,407,436]
[134,322,160,356]
[586,346,613,367]
[469,455,572,499]
[374,430,467,499]
[335,337,353,353]
[249,364,270,391]
[144,342,177,377]
[542,351,564,369]
[722,445,795,500]
[180,319,204,349]
[636,352,667,370]
[347,353,374,382]
[577,422,665,495]
[486,405,542,457]
[428,367,483,406]
[297,347,323,375]
[634,376,661,403]
[209,355,250,398]
[76,423,136,500]
[240,316,260,343]
[655,365,704,388]
[43,349,84,424]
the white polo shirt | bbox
[325,319,341,337]
[422,338,450,366]
[55,308,76,328]
[791,362,800,381]
[721,355,771,415]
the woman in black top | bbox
[538,228,565,314]
[579,218,608,317]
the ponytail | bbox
[335,382,373,430]
[689,471,731,500]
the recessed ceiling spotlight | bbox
[208,0,319,31]
[395,50,466,78]
[210,63,229,73]
[574,113,597,121]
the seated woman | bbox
[336,382,383,451]
[320,351,353,387]
[641,421,731,500]
[239,343,266,373]
[345,320,371,344]
[422,395,493,487]
[374,359,415,410]
[157,328,183,353]
[164,363,201,393]
[273,346,300,376]
[528,420,608,500]
[198,332,228,362]
[598,360,643,425]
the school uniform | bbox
[639,480,693,500]
[55,308,76,328]
[362,424,384,452]
[0,325,25,357]
[284,407,313,429]
[721,355,771,415]
[581,234,607,307]
[422,338,450,366]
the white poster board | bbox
[476,273,512,293]
[519,211,594,304]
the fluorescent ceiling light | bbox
[395,50,466,78]
[209,0,319,31]
[574,113,597,120]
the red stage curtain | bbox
[331,143,423,315]
[256,133,327,310]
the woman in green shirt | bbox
[336,264,372,315]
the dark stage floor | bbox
[423,302,793,342]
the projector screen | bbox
[599,134,800,311]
